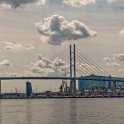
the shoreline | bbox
[1,95,124,99]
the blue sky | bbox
[0,0,124,92]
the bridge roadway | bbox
[0,75,124,96]
[0,76,124,82]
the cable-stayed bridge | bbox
[0,44,124,96]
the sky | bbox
[0,0,124,92]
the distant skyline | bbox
[0,0,124,92]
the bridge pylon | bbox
[69,44,76,96]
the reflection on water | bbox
[0,100,2,124]
[26,100,33,124]
[0,99,124,124]
[70,99,77,124]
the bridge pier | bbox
[108,75,112,89]
[113,81,116,92]
[70,80,73,95]
[0,80,1,98]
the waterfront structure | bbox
[0,80,1,96]
[78,75,112,90]
[26,82,32,97]
[0,44,124,97]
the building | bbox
[26,81,32,97]
[78,75,112,90]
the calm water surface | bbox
[0,98,124,124]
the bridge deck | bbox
[0,76,124,82]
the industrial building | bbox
[78,75,112,90]
[26,81,32,97]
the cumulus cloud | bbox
[52,57,69,73]
[37,54,52,64]
[103,57,112,62]
[63,0,96,7]
[120,28,124,36]
[31,57,54,73]
[104,53,124,62]
[113,53,124,61]
[0,3,11,9]
[0,0,48,9]
[0,59,12,67]
[30,55,69,75]
[31,66,55,75]
[106,62,120,67]
[35,15,97,45]
[104,53,124,70]
[3,41,34,51]
[20,70,42,76]
[52,57,66,66]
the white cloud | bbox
[3,41,34,51]
[30,55,54,75]
[20,70,41,76]
[25,44,35,50]
[0,59,12,67]
[30,55,69,75]
[104,53,124,71]
[52,57,66,66]
[0,3,11,9]
[106,62,120,67]
[103,57,112,62]
[37,54,52,64]
[120,28,124,36]
[31,66,55,75]
[52,57,69,73]
[63,0,96,7]
[35,15,97,45]
[113,53,124,61]
[0,0,48,9]
[104,53,124,62]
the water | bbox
[0,98,124,124]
